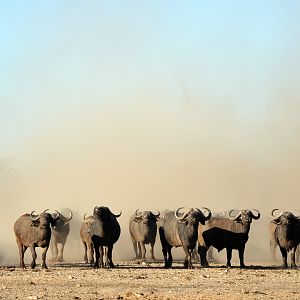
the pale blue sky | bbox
[1,1,300,154]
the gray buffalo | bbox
[80,213,95,264]
[129,209,160,261]
[89,206,121,268]
[198,209,260,268]
[270,209,300,268]
[159,207,211,269]
[50,209,73,262]
[13,209,60,269]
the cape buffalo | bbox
[89,206,121,268]
[50,209,73,262]
[198,209,260,268]
[129,209,160,261]
[80,214,95,264]
[270,209,300,268]
[159,207,211,269]
[13,209,60,269]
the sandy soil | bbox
[0,261,299,300]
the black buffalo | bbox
[80,214,95,264]
[129,209,160,261]
[13,209,60,269]
[159,207,211,269]
[198,209,260,268]
[50,209,73,262]
[270,209,300,268]
[89,206,121,268]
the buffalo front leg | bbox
[140,242,146,261]
[279,246,288,268]
[238,245,246,268]
[150,242,155,260]
[88,243,94,264]
[29,245,37,269]
[41,246,49,269]
[83,242,88,263]
[131,239,139,259]
[226,248,232,267]
[93,245,100,269]
[58,243,65,262]
[290,247,297,269]
[107,245,115,268]
[183,246,193,269]
[198,245,209,267]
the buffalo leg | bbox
[88,243,94,264]
[238,245,246,268]
[166,245,173,268]
[58,243,65,262]
[279,246,288,268]
[140,242,146,261]
[99,246,104,268]
[183,246,193,269]
[83,242,88,263]
[290,247,297,269]
[107,245,115,268]
[41,246,49,269]
[198,245,209,267]
[226,248,232,267]
[93,244,100,268]
[130,236,139,259]
[150,242,155,260]
[296,246,300,264]
[17,242,27,269]
[29,245,37,269]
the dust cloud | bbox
[1,99,300,266]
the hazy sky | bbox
[1,1,300,209]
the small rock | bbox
[75,284,82,288]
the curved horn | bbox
[83,213,88,221]
[63,209,73,222]
[175,207,191,220]
[53,210,61,220]
[135,209,143,217]
[271,209,281,218]
[152,210,160,218]
[199,207,212,221]
[112,211,122,218]
[229,209,241,220]
[43,209,49,214]
[251,209,260,220]
[30,211,40,221]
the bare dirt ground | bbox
[0,261,299,300]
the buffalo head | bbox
[133,209,160,224]
[30,209,60,228]
[271,209,300,226]
[229,209,260,225]
[175,207,211,225]
[93,206,122,220]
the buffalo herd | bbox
[13,207,300,270]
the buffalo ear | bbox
[199,218,205,225]
[271,218,281,225]
[30,220,39,227]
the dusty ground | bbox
[0,261,299,300]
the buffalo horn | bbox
[112,211,122,218]
[175,207,191,220]
[152,210,160,218]
[63,209,73,222]
[135,209,143,217]
[251,209,261,220]
[30,211,40,221]
[229,209,241,220]
[200,207,212,221]
[271,209,282,218]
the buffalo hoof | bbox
[31,262,36,269]
[93,264,99,269]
